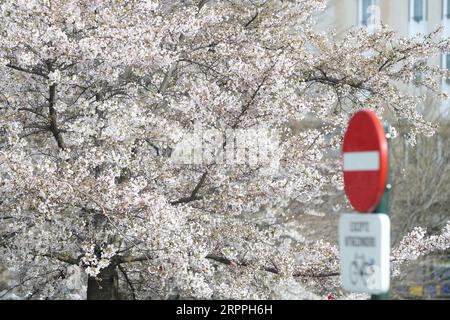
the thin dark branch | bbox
[145,140,160,156]
[118,264,137,300]
[117,252,339,279]
[232,69,271,129]
[0,270,60,299]
[17,107,47,119]
[6,64,49,79]
[205,254,339,278]
[20,129,48,139]
[48,84,66,150]
[197,0,209,12]
[244,12,259,28]
[115,254,153,264]
[170,171,208,205]
[41,252,81,265]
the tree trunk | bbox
[87,264,119,300]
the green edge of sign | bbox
[371,122,392,300]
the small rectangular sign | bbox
[343,151,380,171]
[339,213,390,294]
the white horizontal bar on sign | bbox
[343,151,380,172]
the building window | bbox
[409,0,427,36]
[359,0,376,26]
[440,54,450,88]
[440,54,450,117]
[412,0,424,22]
[441,54,450,71]
[445,0,450,19]
[444,54,450,83]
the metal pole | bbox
[371,122,392,300]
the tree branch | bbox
[18,107,47,119]
[159,63,177,94]
[48,84,66,150]
[232,70,271,129]
[41,252,81,265]
[197,0,209,11]
[244,12,259,28]
[170,171,208,205]
[205,254,339,278]
[6,64,49,79]
[115,254,153,264]
[0,269,60,299]
[116,253,339,279]
[118,264,137,300]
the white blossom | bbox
[0,0,448,300]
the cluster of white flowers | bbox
[80,243,118,278]
[391,222,450,277]
[47,70,62,85]
[0,0,449,300]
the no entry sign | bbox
[342,110,388,213]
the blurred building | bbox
[316,0,450,117]
[320,0,445,36]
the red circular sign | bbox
[342,110,388,213]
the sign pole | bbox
[340,110,392,298]
[371,122,392,300]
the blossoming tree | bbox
[0,0,449,299]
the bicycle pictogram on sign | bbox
[349,254,377,288]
